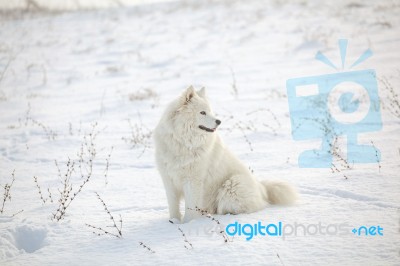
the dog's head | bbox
[172,86,221,136]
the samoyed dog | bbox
[154,86,297,223]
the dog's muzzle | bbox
[199,119,221,133]
[199,125,215,132]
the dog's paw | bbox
[183,214,195,223]
[168,218,182,224]
[183,212,202,223]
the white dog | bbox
[154,86,297,223]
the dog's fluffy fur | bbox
[154,86,298,223]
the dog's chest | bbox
[165,149,206,179]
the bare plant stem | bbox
[139,242,155,253]
[1,170,15,214]
[229,67,238,99]
[188,206,231,243]
[169,220,193,250]
[11,209,24,217]
[52,123,98,221]
[379,76,400,119]
[371,141,381,173]
[85,192,122,238]
[104,146,113,185]
[34,176,48,204]
[329,137,351,170]
[277,253,285,266]
[226,120,255,152]
[24,103,57,140]
[122,116,152,158]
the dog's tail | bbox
[261,180,298,205]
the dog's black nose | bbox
[216,119,221,125]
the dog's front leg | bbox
[182,180,203,223]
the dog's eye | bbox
[200,111,206,115]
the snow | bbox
[0,0,399,265]
[0,0,174,11]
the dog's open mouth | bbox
[199,125,216,133]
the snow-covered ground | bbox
[0,0,399,265]
[0,0,174,11]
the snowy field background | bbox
[0,0,399,265]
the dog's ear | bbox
[197,87,206,98]
[182,86,196,104]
